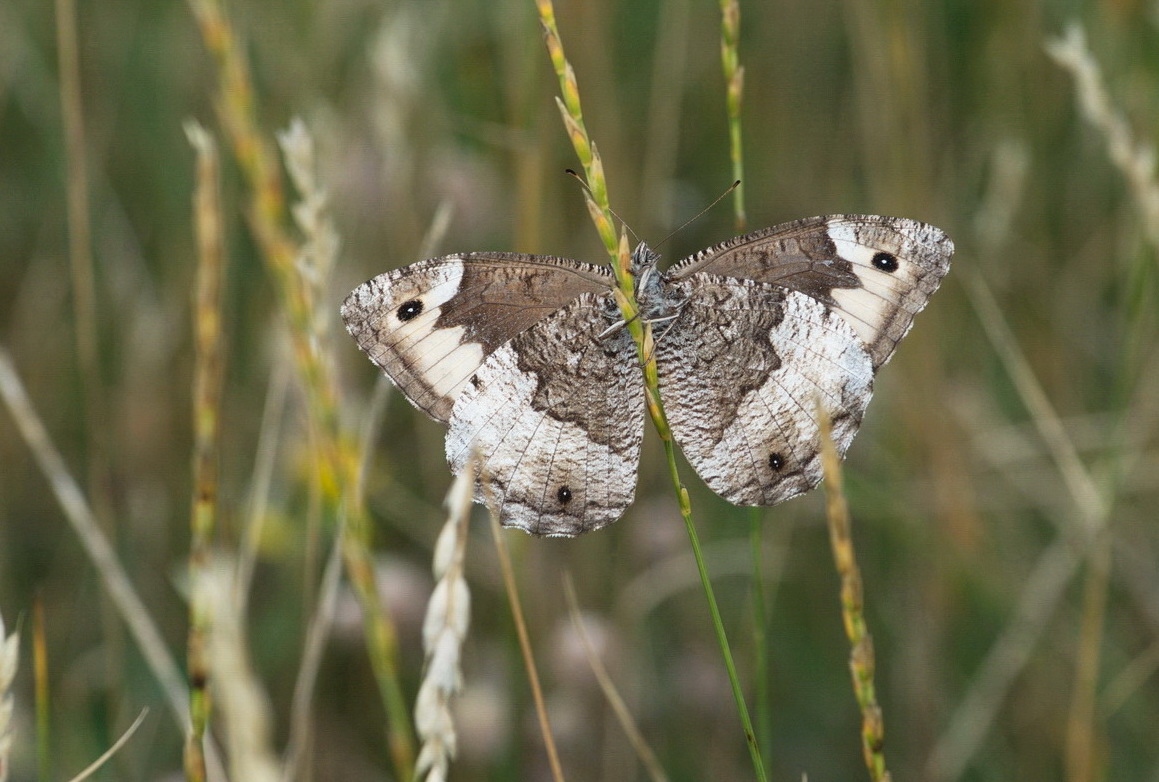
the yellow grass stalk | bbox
[818,406,890,782]
[186,0,414,774]
[184,120,227,782]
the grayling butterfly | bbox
[342,215,953,536]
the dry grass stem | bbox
[205,563,280,782]
[1046,24,1159,253]
[943,271,1112,781]
[1101,637,1159,716]
[184,119,227,782]
[0,611,17,782]
[187,1,415,770]
[562,577,668,782]
[927,537,1082,781]
[415,461,475,782]
[486,492,565,782]
[238,360,290,602]
[817,405,889,782]
[54,0,110,522]
[0,348,189,725]
[283,522,346,779]
[66,709,149,782]
[1045,31,1159,780]
[962,271,1106,534]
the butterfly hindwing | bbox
[446,293,645,536]
[655,276,874,505]
[668,215,953,367]
[341,254,612,422]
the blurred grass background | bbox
[1,0,1158,779]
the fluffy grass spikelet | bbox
[415,460,475,782]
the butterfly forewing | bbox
[341,253,612,422]
[655,276,874,505]
[446,293,645,536]
[668,215,953,367]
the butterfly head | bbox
[630,241,660,274]
[630,242,687,324]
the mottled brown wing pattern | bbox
[446,293,644,536]
[655,276,875,506]
[341,254,611,422]
[669,215,953,367]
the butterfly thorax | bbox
[630,242,687,324]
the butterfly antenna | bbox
[654,180,741,251]
[564,169,640,244]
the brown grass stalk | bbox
[562,576,668,782]
[818,405,890,782]
[186,0,414,774]
[54,0,112,525]
[184,120,227,782]
[487,501,565,782]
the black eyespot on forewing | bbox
[769,452,785,472]
[557,486,573,505]
[397,299,424,321]
[871,252,899,273]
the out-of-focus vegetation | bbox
[1,0,1157,779]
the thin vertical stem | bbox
[187,1,415,774]
[488,510,566,782]
[718,0,746,232]
[184,122,227,782]
[818,407,890,782]
[534,3,766,778]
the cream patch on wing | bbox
[824,223,914,348]
[343,259,486,420]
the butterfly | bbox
[342,215,953,536]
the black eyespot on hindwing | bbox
[397,299,424,321]
[557,486,573,505]
[871,252,899,273]
[769,452,785,472]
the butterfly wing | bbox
[655,276,875,506]
[667,215,953,367]
[446,293,645,536]
[341,253,612,422]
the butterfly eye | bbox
[397,299,424,321]
[768,452,785,472]
[871,252,900,273]
[556,486,573,504]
